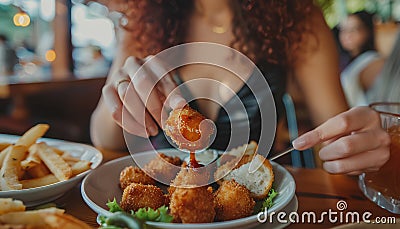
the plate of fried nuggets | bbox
[82,142,296,228]
[0,124,103,206]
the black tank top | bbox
[150,62,287,151]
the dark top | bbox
[150,62,287,151]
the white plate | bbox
[0,134,103,207]
[81,149,296,229]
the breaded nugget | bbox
[164,105,213,151]
[168,166,210,197]
[214,180,255,221]
[120,183,167,212]
[170,186,215,223]
[144,153,182,183]
[119,166,155,190]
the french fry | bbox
[0,146,11,168]
[16,124,49,147]
[26,162,51,178]
[61,152,80,163]
[0,143,11,152]
[20,144,43,170]
[0,145,28,190]
[50,146,64,156]
[34,143,72,181]
[21,174,59,189]
[0,207,64,227]
[44,211,92,229]
[71,160,92,176]
[0,198,25,215]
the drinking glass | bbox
[359,102,400,214]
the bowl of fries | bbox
[0,124,103,206]
[0,198,92,228]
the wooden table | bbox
[56,149,398,228]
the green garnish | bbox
[106,198,124,213]
[157,206,174,223]
[261,188,278,211]
[105,199,173,223]
[133,206,173,223]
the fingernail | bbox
[149,126,159,136]
[292,137,306,149]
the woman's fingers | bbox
[102,82,148,137]
[322,147,390,174]
[293,107,378,150]
[124,57,166,127]
[318,131,382,161]
[117,79,159,136]
[291,106,391,174]
[144,56,186,109]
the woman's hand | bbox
[292,107,391,174]
[101,56,186,138]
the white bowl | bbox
[81,149,296,229]
[0,134,103,207]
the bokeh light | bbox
[45,50,56,62]
[13,12,30,27]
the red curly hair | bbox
[116,0,315,66]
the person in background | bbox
[91,0,390,175]
[368,32,400,103]
[0,34,18,76]
[338,11,385,107]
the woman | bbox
[339,11,385,107]
[91,0,390,174]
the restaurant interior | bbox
[0,0,399,228]
[0,0,399,145]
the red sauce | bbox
[188,151,202,168]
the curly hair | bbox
[118,0,315,66]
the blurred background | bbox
[0,0,399,144]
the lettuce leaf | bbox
[106,198,124,213]
[105,199,173,223]
[261,188,278,211]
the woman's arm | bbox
[292,7,348,125]
[291,7,390,174]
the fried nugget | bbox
[143,153,182,183]
[120,183,167,212]
[214,180,255,221]
[164,105,213,151]
[168,166,210,197]
[170,186,215,223]
[119,166,155,190]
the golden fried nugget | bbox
[119,166,155,190]
[120,183,167,212]
[214,180,255,221]
[143,153,182,183]
[170,186,215,223]
[168,166,210,197]
[164,106,210,150]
